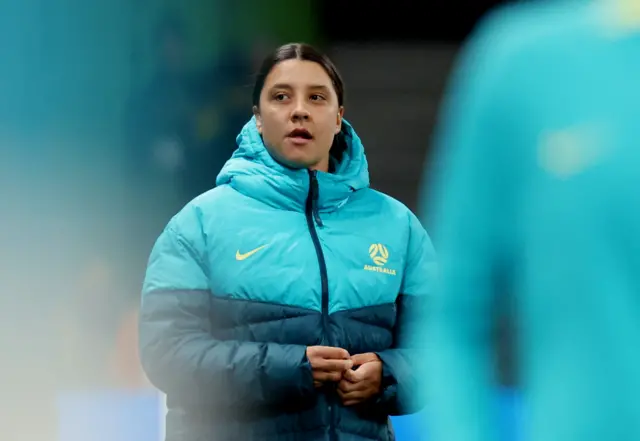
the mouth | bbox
[286,128,313,142]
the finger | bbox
[339,390,367,406]
[338,379,365,393]
[342,398,364,407]
[337,387,362,399]
[314,358,353,372]
[338,379,351,393]
[314,370,344,382]
[314,346,350,360]
[313,381,323,388]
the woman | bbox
[140,43,436,441]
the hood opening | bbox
[328,123,349,171]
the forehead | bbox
[264,59,334,89]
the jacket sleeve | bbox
[139,213,316,409]
[372,212,436,416]
[419,9,521,441]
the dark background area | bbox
[319,0,508,43]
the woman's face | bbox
[254,59,344,171]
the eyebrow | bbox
[270,83,332,92]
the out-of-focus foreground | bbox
[1,1,514,440]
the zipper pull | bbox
[313,207,323,227]
[309,170,324,227]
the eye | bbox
[273,93,289,101]
[310,94,325,101]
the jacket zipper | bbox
[305,170,328,333]
[305,170,336,441]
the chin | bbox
[286,160,316,170]
[267,145,319,170]
[280,154,317,170]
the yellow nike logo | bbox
[235,245,268,261]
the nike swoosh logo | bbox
[236,245,268,261]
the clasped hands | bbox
[306,346,382,406]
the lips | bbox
[287,128,313,140]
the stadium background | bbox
[1,0,517,439]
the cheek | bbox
[258,114,290,159]
[316,129,336,148]
[316,117,340,146]
[259,114,282,140]
[319,109,340,130]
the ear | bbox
[253,105,262,134]
[335,106,345,135]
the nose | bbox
[291,98,310,122]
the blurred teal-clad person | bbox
[420,1,640,441]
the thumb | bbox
[351,353,375,365]
[343,367,363,383]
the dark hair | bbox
[253,43,349,162]
[252,43,344,107]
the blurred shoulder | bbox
[468,0,598,60]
